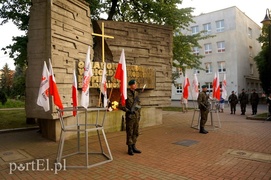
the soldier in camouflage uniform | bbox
[120,79,142,156]
[238,88,248,115]
[250,89,259,115]
[197,85,210,134]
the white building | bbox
[172,6,262,101]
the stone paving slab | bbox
[0,105,271,179]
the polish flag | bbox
[212,72,217,99]
[183,76,190,99]
[37,61,50,111]
[72,70,78,116]
[48,59,64,110]
[215,72,221,100]
[81,46,93,109]
[114,49,127,106]
[221,73,227,100]
[192,74,199,99]
[101,63,107,108]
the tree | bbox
[0,0,208,75]
[254,25,271,94]
[86,0,209,72]
[11,65,26,98]
[0,63,13,97]
[0,0,31,68]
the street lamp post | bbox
[261,9,271,93]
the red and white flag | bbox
[72,70,78,116]
[101,63,107,108]
[221,73,227,100]
[215,72,221,100]
[81,46,93,109]
[212,72,217,99]
[37,61,50,111]
[192,73,199,99]
[114,49,127,106]
[48,59,64,110]
[183,76,190,99]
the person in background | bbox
[219,96,225,113]
[180,95,188,113]
[228,91,238,114]
[238,89,248,115]
[197,85,210,134]
[250,89,259,115]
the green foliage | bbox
[0,0,208,83]
[0,98,25,108]
[254,25,271,94]
[0,89,7,105]
[0,63,13,97]
[11,65,26,97]
[0,0,31,68]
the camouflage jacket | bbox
[197,91,210,110]
[120,89,140,114]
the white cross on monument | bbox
[92,22,114,63]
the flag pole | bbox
[108,87,113,102]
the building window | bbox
[204,43,212,54]
[249,46,253,57]
[203,23,211,35]
[205,63,212,74]
[216,20,224,32]
[248,27,252,38]
[191,25,199,35]
[218,62,226,72]
[192,47,200,55]
[176,83,182,94]
[206,82,213,93]
[250,64,253,75]
[217,41,225,52]
[193,68,200,74]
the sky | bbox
[0,0,270,70]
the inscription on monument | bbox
[77,62,155,89]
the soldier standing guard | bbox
[238,89,248,115]
[228,91,238,114]
[120,79,142,156]
[250,89,259,115]
[197,85,210,134]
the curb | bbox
[0,126,39,133]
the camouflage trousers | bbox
[200,109,209,129]
[125,112,140,145]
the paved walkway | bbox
[0,103,271,179]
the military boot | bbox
[128,145,134,156]
[199,127,208,134]
[132,144,141,153]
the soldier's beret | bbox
[242,88,245,91]
[128,79,136,85]
[201,85,207,88]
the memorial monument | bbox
[26,0,173,141]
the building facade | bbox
[172,6,262,101]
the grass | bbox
[0,99,25,108]
[0,99,37,130]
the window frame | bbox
[217,41,225,53]
[203,23,211,35]
[204,43,212,54]
[216,20,224,32]
[205,63,212,74]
